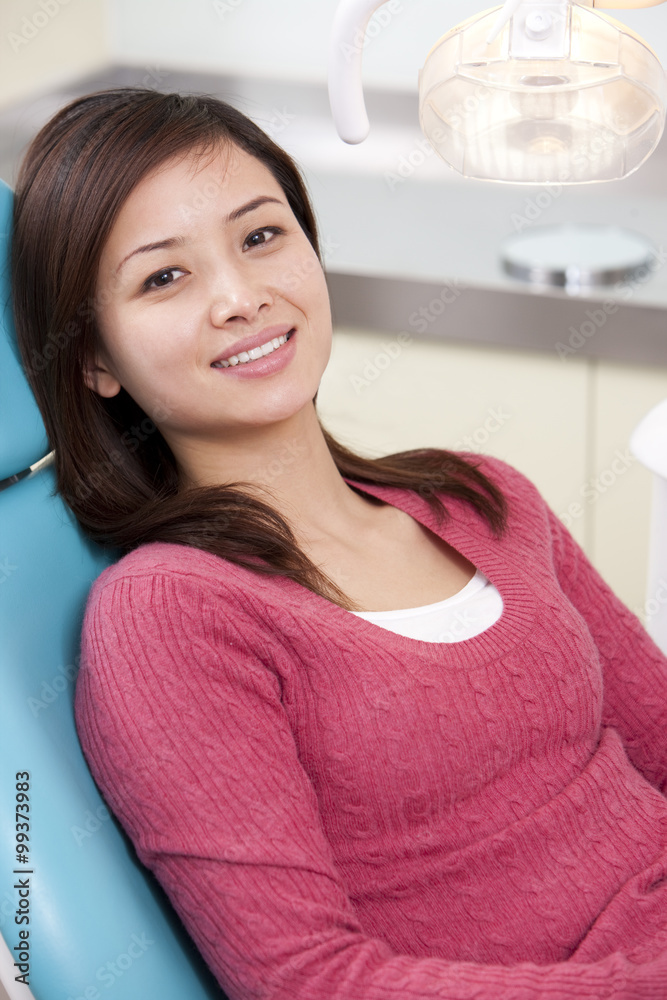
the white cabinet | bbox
[317,326,667,613]
[591,361,667,617]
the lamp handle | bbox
[328,0,394,143]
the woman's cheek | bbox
[275,249,323,296]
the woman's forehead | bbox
[133,143,277,199]
[98,144,286,272]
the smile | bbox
[211,330,294,368]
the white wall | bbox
[0,0,110,111]
[106,0,667,88]
[2,0,665,116]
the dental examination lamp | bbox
[329,0,667,182]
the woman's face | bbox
[86,142,332,470]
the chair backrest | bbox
[0,178,224,999]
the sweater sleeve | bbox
[545,504,667,796]
[75,569,667,1000]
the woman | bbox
[11,87,667,999]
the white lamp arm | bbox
[328,0,394,143]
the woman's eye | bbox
[143,267,186,292]
[243,227,283,250]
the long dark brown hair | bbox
[11,87,507,611]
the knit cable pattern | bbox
[75,455,667,999]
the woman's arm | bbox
[545,503,667,796]
[75,568,667,1000]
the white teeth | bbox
[212,332,291,368]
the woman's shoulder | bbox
[89,539,213,587]
[455,450,547,506]
[84,540,255,614]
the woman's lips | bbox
[210,329,296,379]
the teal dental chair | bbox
[0,178,224,1000]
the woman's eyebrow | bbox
[227,195,283,224]
[113,195,285,276]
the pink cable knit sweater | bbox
[75,455,667,999]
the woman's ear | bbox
[83,352,122,397]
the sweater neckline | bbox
[351,568,488,619]
[291,476,538,667]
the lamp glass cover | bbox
[418,3,667,183]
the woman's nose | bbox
[209,267,273,326]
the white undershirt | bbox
[350,570,503,643]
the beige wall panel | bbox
[0,0,109,110]
[317,327,589,546]
[591,359,667,617]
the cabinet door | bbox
[317,327,589,547]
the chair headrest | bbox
[631,397,667,480]
[0,178,50,481]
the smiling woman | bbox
[84,143,334,498]
[9,88,667,1000]
[11,87,504,609]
